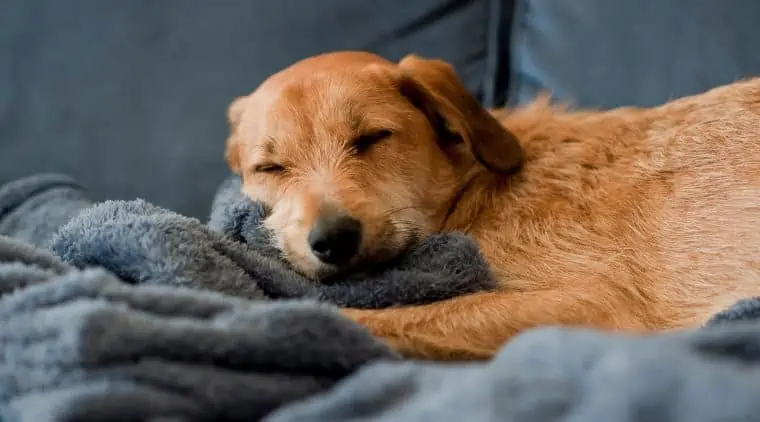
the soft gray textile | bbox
[707,298,760,326]
[0,173,496,307]
[0,172,496,420]
[0,173,90,249]
[202,176,496,307]
[508,0,760,109]
[268,303,760,422]
[6,172,760,422]
[0,234,397,422]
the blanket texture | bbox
[268,301,760,422]
[4,173,760,422]
[2,173,496,307]
[0,239,393,421]
[0,173,495,421]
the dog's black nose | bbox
[308,214,362,266]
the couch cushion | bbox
[508,0,760,109]
[0,0,504,218]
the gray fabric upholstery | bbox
[508,0,760,108]
[0,0,501,217]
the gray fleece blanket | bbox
[3,174,760,422]
[0,173,494,421]
[269,311,760,422]
[1,174,495,307]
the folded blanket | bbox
[0,235,396,422]
[0,173,496,308]
[268,301,760,422]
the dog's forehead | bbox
[257,78,357,132]
[251,74,398,147]
[241,54,406,160]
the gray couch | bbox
[2,0,760,217]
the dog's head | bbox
[225,51,522,280]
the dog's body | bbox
[226,51,760,360]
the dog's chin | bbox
[300,258,383,284]
[284,256,354,283]
[292,243,414,284]
[308,263,346,283]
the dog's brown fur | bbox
[226,51,760,360]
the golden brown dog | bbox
[225,51,760,360]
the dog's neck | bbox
[438,168,508,234]
[438,100,656,238]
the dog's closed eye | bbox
[254,163,286,174]
[352,129,392,154]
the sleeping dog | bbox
[224,51,760,360]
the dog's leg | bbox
[342,289,650,360]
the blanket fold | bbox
[0,173,90,248]
[207,177,497,307]
[267,318,760,422]
[0,235,396,422]
[1,173,497,307]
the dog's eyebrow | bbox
[355,118,404,135]
[345,105,364,133]
[351,105,407,134]
[254,137,277,155]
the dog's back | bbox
[475,79,760,329]
[648,78,760,324]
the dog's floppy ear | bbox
[397,55,522,174]
[225,96,249,174]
